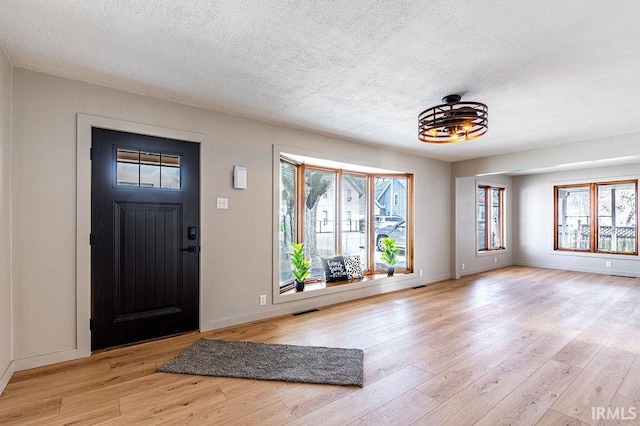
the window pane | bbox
[374,177,407,270]
[477,187,487,250]
[305,169,336,280]
[342,174,367,271]
[116,149,139,186]
[597,183,636,253]
[279,161,296,287]
[490,188,502,249]
[160,154,181,189]
[116,149,180,189]
[556,186,590,250]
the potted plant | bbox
[290,242,311,292]
[381,237,399,276]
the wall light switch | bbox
[217,198,229,209]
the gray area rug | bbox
[157,339,364,387]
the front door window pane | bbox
[116,149,181,189]
[160,155,181,189]
[140,152,161,188]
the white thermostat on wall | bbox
[234,166,247,189]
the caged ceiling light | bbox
[418,94,488,143]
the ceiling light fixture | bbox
[418,94,488,143]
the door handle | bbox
[179,246,199,253]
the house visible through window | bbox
[555,180,637,254]
[477,185,505,251]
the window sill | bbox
[551,250,637,258]
[280,272,407,295]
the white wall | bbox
[11,69,451,364]
[455,175,513,277]
[0,48,13,392]
[514,163,640,276]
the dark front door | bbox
[91,128,200,351]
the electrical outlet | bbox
[216,198,229,209]
[605,261,612,268]
[259,294,267,305]
[461,263,465,270]
[494,258,498,264]
[419,269,423,276]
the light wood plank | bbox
[416,335,528,402]
[599,394,640,426]
[475,359,582,425]
[552,346,636,425]
[0,267,638,426]
[413,366,528,425]
[220,401,297,426]
[536,409,587,426]
[350,389,440,425]
[287,365,432,426]
[617,354,640,401]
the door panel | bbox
[91,128,200,351]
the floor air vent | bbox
[413,285,426,289]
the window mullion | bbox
[335,170,342,255]
[296,164,305,244]
[367,175,374,272]
[485,187,491,250]
[590,183,597,252]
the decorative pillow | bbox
[343,255,364,280]
[322,255,348,282]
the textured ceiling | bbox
[1,0,640,162]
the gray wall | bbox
[0,48,12,392]
[513,163,640,276]
[452,134,640,278]
[455,175,513,277]
[10,69,451,365]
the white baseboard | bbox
[0,361,15,395]
[13,349,78,372]
[205,273,452,332]
[514,261,640,278]
[458,263,512,277]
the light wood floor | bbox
[2,266,640,425]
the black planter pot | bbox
[295,280,305,292]
[387,267,395,277]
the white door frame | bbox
[76,114,209,357]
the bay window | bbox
[279,157,413,291]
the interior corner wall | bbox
[0,48,14,392]
[10,68,452,364]
[513,163,640,276]
[454,175,513,277]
